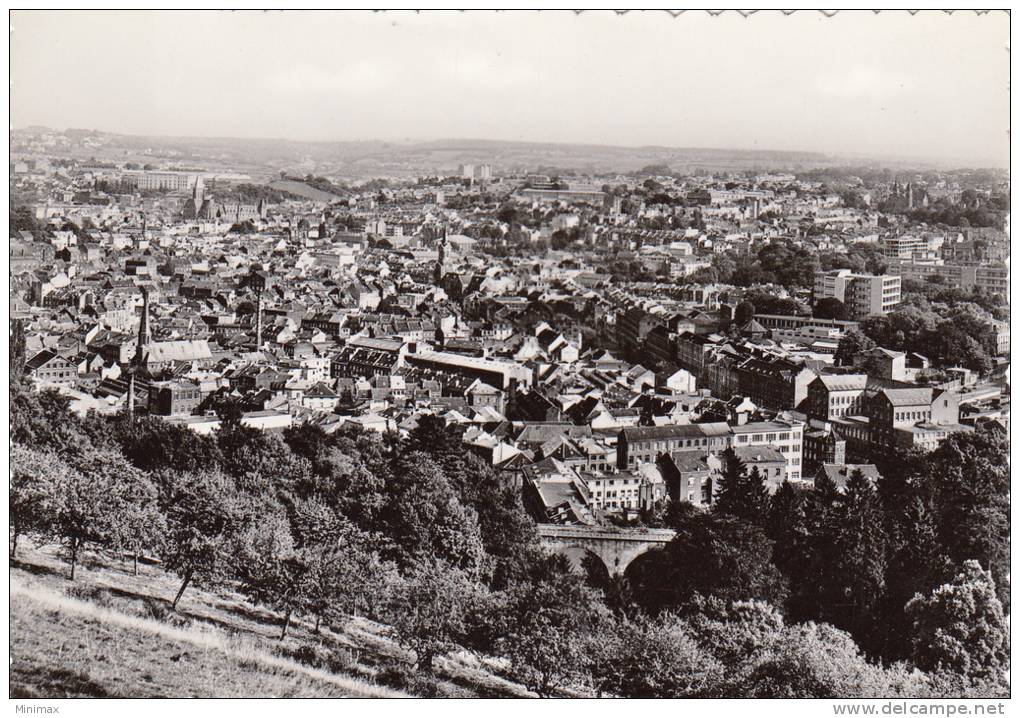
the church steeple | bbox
[128,286,151,419]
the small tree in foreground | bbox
[593,614,724,697]
[52,449,160,580]
[498,571,611,697]
[10,444,64,558]
[741,622,926,698]
[233,510,308,639]
[158,470,250,610]
[381,561,484,673]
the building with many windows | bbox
[813,269,901,320]
[618,418,805,480]
[886,259,1008,295]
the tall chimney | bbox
[137,286,151,356]
[255,288,263,348]
[127,370,136,418]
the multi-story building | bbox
[846,274,902,319]
[25,349,78,388]
[756,313,858,349]
[734,355,816,410]
[149,380,204,416]
[813,269,901,320]
[882,235,941,261]
[123,171,196,192]
[731,445,788,491]
[803,425,847,475]
[675,331,721,376]
[730,420,804,481]
[583,468,662,512]
[805,374,869,421]
[658,450,720,506]
[406,349,533,392]
[887,259,1009,295]
[618,423,732,470]
[868,386,965,451]
[618,418,804,480]
[617,305,665,357]
[989,320,1010,355]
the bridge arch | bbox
[536,525,676,577]
[556,544,611,579]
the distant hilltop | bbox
[11,126,970,175]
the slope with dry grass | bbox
[10,544,537,698]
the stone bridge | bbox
[537,524,676,577]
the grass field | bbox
[10,544,537,699]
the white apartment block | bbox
[813,269,901,320]
[730,420,804,481]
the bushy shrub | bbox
[276,643,356,675]
[375,661,439,697]
[64,583,114,609]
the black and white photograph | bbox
[7,8,1012,707]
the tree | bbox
[713,450,769,525]
[734,300,756,326]
[877,491,952,661]
[10,318,26,384]
[52,449,161,580]
[464,462,541,589]
[303,540,393,633]
[117,415,223,474]
[906,561,1009,680]
[834,328,876,367]
[285,424,388,529]
[924,432,1010,609]
[158,470,253,610]
[381,561,484,673]
[829,470,887,648]
[742,622,920,698]
[11,205,46,235]
[289,499,395,632]
[233,508,312,639]
[593,614,724,697]
[682,598,785,672]
[10,444,64,558]
[813,297,847,321]
[218,424,311,498]
[497,571,611,696]
[766,481,815,618]
[629,512,787,614]
[740,289,805,317]
[382,453,488,575]
[10,387,93,455]
[403,414,471,495]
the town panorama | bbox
[10,127,1010,699]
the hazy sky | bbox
[10,10,1010,165]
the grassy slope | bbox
[10,545,536,699]
[11,581,392,698]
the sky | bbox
[10,10,1011,166]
